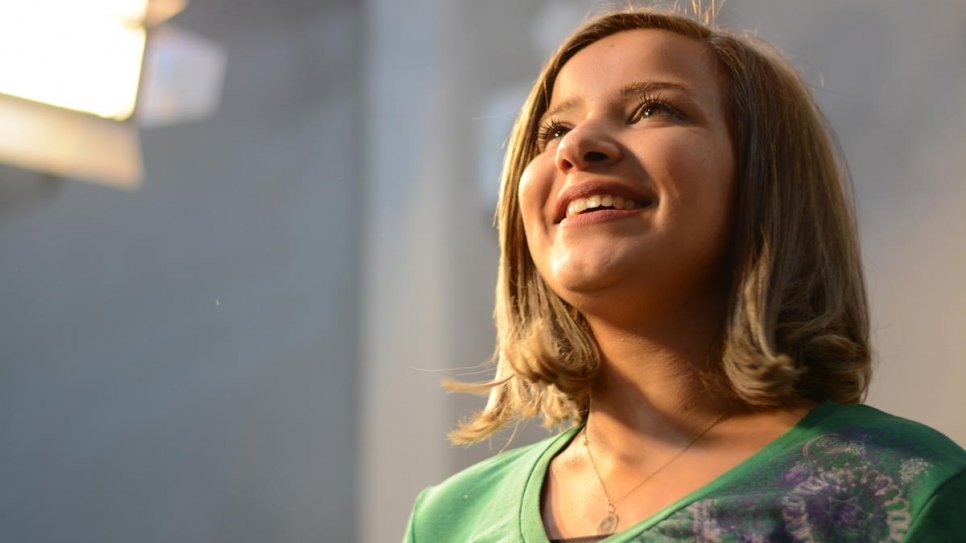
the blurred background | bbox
[0,0,962,541]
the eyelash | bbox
[633,92,679,121]
[536,92,680,148]
[536,118,567,146]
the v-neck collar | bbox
[519,400,838,542]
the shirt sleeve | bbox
[402,488,430,543]
[905,468,966,542]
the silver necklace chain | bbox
[581,412,729,534]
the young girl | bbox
[405,8,966,542]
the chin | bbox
[548,260,634,301]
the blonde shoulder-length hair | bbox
[449,8,871,444]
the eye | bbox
[537,118,570,148]
[632,94,680,122]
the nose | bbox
[554,124,621,172]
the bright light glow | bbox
[0,0,149,120]
[0,93,144,189]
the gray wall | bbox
[0,1,360,541]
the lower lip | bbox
[558,207,649,227]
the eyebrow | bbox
[621,80,692,99]
[538,80,693,127]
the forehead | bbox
[550,29,724,109]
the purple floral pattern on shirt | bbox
[638,431,935,542]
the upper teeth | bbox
[566,193,642,218]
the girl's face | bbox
[519,29,736,315]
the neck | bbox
[579,283,739,460]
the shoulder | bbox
[783,402,966,541]
[405,427,578,543]
[805,401,966,468]
[421,432,558,506]
[647,402,966,542]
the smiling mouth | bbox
[565,193,652,219]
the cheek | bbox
[685,144,736,258]
[517,158,553,236]
[661,135,734,210]
[698,141,736,230]
[650,136,736,257]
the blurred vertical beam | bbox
[360,0,456,541]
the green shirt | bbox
[405,401,966,542]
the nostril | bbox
[584,151,608,162]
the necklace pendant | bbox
[596,512,619,534]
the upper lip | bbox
[553,179,656,223]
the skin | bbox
[518,29,814,538]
